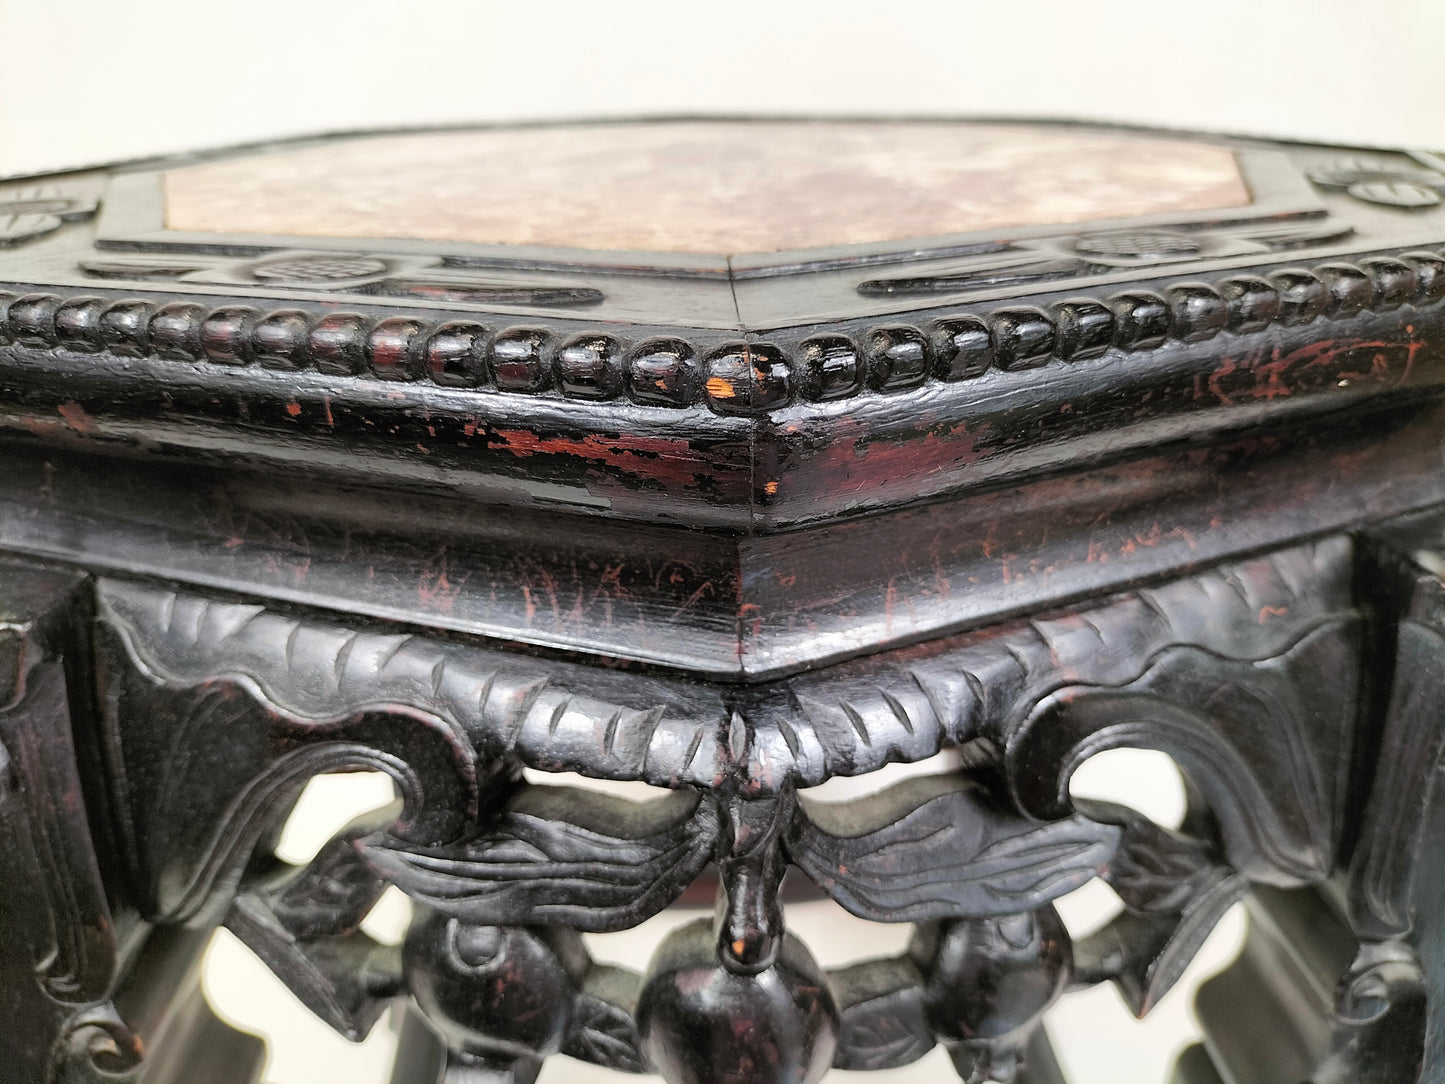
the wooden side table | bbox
[1,118,1442,1083]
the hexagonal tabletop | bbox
[159,121,1249,258]
[3,119,1445,676]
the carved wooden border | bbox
[94,537,1355,792]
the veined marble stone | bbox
[162,120,1249,255]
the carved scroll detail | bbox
[95,577,726,790]
[1005,619,1360,885]
[0,562,144,1084]
[49,1006,144,1084]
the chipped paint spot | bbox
[492,428,739,492]
[706,376,737,399]
[57,401,96,434]
[23,417,66,438]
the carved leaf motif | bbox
[359,785,717,932]
[0,213,63,246]
[564,1006,645,1073]
[263,804,399,938]
[788,774,1119,922]
[1075,798,1222,913]
[1229,220,1355,249]
[1079,874,1248,1018]
[845,1013,935,1071]
[397,278,605,307]
[0,186,97,248]
[1069,799,1249,1015]
[225,891,402,1040]
[857,219,1355,297]
[829,957,935,1071]
[562,967,646,1074]
[78,253,606,306]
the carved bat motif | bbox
[787,773,1120,923]
[358,784,717,932]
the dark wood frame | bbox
[3,118,1445,1083]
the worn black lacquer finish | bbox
[4,120,1445,1083]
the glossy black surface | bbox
[4,121,1445,1083]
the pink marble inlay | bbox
[163,121,1249,255]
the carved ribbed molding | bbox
[94,538,1354,793]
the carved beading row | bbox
[2,251,1442,416]
[812,251,1445,402]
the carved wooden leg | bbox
[103,925,266,1084]
[0,559,267,1084]
[1345,514,1445,1082]
[0,560,134,1083]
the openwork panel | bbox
[34,537,1418,1082]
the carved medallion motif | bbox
[0,185,97,247]
[1309,157,1445,208]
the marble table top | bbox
[162,120,1249,255]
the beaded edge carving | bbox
[1,252,1441,416]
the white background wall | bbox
[2,0,1444,178]
[4,2,1432,1080]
